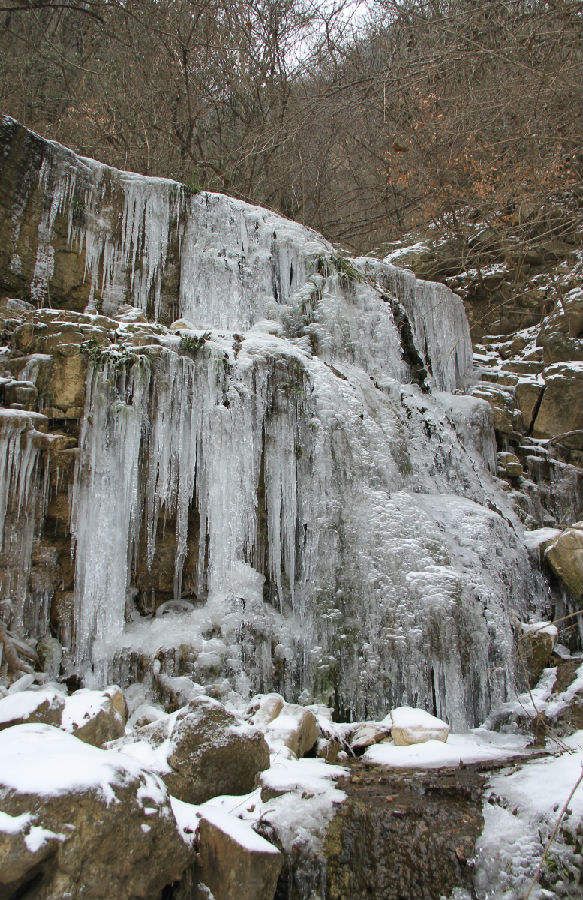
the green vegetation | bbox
[180,331,211,356]
[315,254,363,285]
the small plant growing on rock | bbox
[180,332,211,356]
[315,253,363,285]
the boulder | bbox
[518,622,558,684]
[197,806,282,900]
[264,703,320,758]
[0,688,65,731]
[544,527,583,601]
[532,363,583,443]
[61,686,128,746]
[119,696,269,804]
[248,693,285,728]
[390,707,449,745]
[0,723,191,899]
[514,380,544,432]
[349,722,391,753]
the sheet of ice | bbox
[364,730,530,768]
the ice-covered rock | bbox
[0,118,550,730]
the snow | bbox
[61,687,117,732]
[524,528,561,551]
[473,731,583,899]
[170,796,200,848]
[0,689,62,725]
[364,729,530,767]
[199,803,281,854]
[261,757,347,795]
[389,705,448,729]
[0,723,167,805]
[25,826,65,852]
[0,810,33,834]
[204,754,348,856]
[520,621,558,641]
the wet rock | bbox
[197,806,282,900]
[0,723,191,899]
[514,380,544,432]
[324,761,484,900]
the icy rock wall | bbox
[0,118,544,726]
[69,333,535,728]
[1,116,468,393]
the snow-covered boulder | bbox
[349,722,392,753]
[389,707,450,746]
[0,724,191,899]
[114,696,269,804]
[264,703,320,758]
[248,693,285,728]
[197,806,282,900]
[0,689,65,732]
[61,686,128,746]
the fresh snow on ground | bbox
[472,731,583,900]
[364,729,530,767]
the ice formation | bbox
[0,119,546,727]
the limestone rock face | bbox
[536,288,583,364]
[197,806,282,900]
[390,707,449,745]
[264,703,320,758]
[532,363,583,442]
[123,696,270,804]
[544,527,583,601]
[0,723,191,899]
